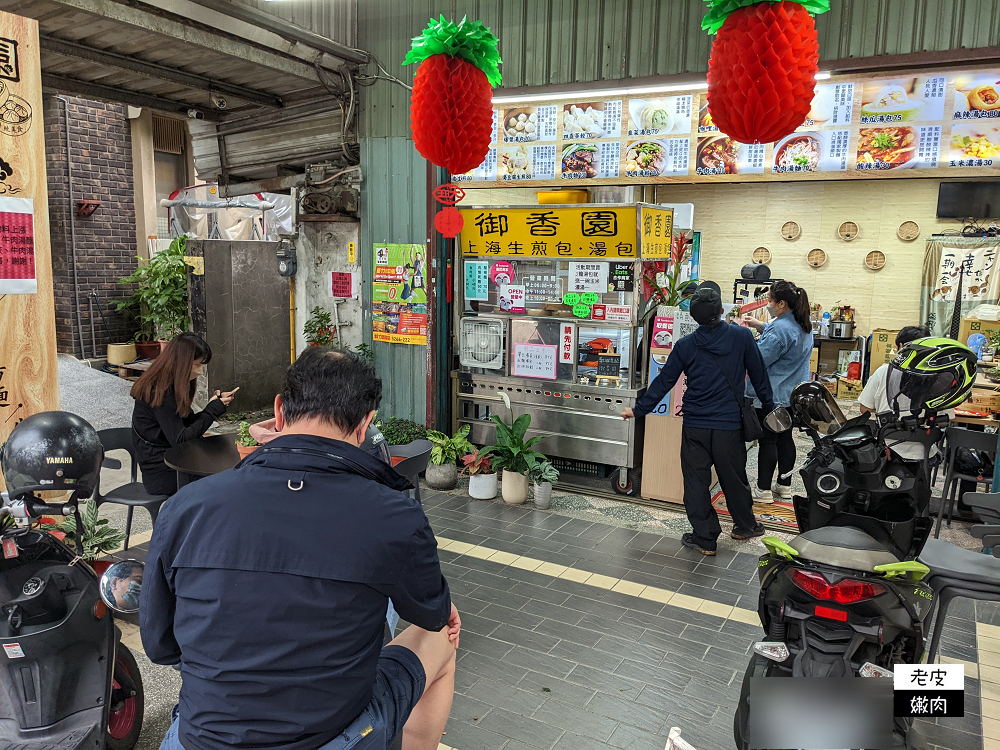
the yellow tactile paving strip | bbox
[980,623,1000,748]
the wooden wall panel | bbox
[0,12,58,479]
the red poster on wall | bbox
[0,197,35,294]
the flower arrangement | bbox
[641,231,695,321]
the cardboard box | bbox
[958,316,1000,348]
[869,329,901,371]
[821,378,839,395]
[969,391,1000,411]
[809,348,819,373]
[818,341,857,376]
[837,377,864,400]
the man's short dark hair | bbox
[896,325,930,348]
[280,348,382,432]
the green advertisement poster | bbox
[372,244,427,345]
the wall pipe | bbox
[58,96,88,360]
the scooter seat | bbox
[790,526,900,571]
[917,537,1000,588]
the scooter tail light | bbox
[815,604,849,622]
[753,641,789,662]
[93,601,107,620]
[860,662,893,678]
[788,568,886,604]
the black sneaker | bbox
[731,523,766,541]
[681,533,717,556]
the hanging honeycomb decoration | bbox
[807,248,827,268]
[752,247,772,264]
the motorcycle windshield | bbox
[791,384,848,433]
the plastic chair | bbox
[933,426,996,537]
[96,428,169,551]
[388,439,432,505]
[964,491,1000,556]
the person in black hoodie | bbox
[622,284,775,555]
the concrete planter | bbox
[425,462,458,490]
[502,470,529,505]
[469,472,498,500]
[533,481,553,509]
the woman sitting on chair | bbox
[131,333,237,495]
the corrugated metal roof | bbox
[233,0,356,47]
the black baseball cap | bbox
[690,287,723,325]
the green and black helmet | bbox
[887,337,977,414]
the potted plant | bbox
[115,235,190,357]
[236,421,260,459]
[528,459,560,510]
[304,307,337,347]
[461,450,497,500]
[377,417,428,446]
[425,425,473,490]
[40,501,127,563]
[483,414,544,505]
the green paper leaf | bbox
[573,303,591,318]
[402,15,503,88]
[563,292,581,305]
[580,292,600,305]
[701,0,830,35]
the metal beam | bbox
[184,0,368,65]
[42,0,337,85]
[215,98,343,136]
[822,46,1000,74]
[220,174,304,197]
[41,73,226,120]
[40,35,284,108]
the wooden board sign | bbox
[0,11,58,487]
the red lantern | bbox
[403,17,502,176]
[703,0,829,145]
[434,207,465,238]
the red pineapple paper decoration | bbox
[702,0,830,145]
[403,16,502,176]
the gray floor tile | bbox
[476,706,566,749]
[465,677,549,718]
[545,577,608,599]
[532,618,604,648]
[660,652,740,686]
[598,590,666,616]
[677,582,741,606]
[562,595,629,621]
[594,634,667,665]
[461,568,522,593]
[509,582,572,606]
[467,586,533,612]
[459,611,502,637]
[585,691,668,734]
[557,518,598,536]
[440,717,511,750]
[504,645,577,679]
[450,693,496,726]
[550,731,615,750]
[521,599,587,627]
[635,684,720,723]
[575,614,646,642]
[623,531,665,553]
[519,671,598,708]
[618,609,686,638]
[546,531,602,550]
[503,567,565,588]
[682,676,741,706]
[614,658,692,693]
[459,651,532,684]
[452,593,492,617]
[461,631,517,661]
[491,623,561,654]
[565,664,645,698]
[479,604,545,632]
[549,640,625,673]
[530,698,619,743]
[605,722,670,750]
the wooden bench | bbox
[117,360,152,381]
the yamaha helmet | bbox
[361,423,391,466]
[887,337,977,414]
[0,412,103,500]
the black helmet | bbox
[887,337,977,415]
[361,423,391,466]
[789,381,848,433]
[0,412,103,500]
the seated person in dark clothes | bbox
[131,333,238,495]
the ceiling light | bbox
[815,72,832,80]
[492,81,707,105]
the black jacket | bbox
[140,433,451,750]
[634,322,774,429]
[132,388,226,495]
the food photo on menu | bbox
[858,77,946,124]
[953,72,1000,119]
[627,96,692,137]
[948,123,1000,166]
[500,144,533,179]
[502,108,540,141]
[697,101,718,133]
[772,131,851,173]
[697,136,750,175]
[561,102,622,140]
[857,126,921,169]
[560,142,621,179]
[623,141,669,176]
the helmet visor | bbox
[886,367,957,414]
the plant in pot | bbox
[304,307,337,347]
[40,501,127,570]
[115,235,191,357]
[483,414,544,505]
[377,417,428,446]
[236,421,260,459]
[461,449,497,500]
[425,424,473,490]
[527,459,560,510]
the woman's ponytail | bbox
[770,280,812,333]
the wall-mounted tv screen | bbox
[937,181,1000,219]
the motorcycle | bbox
[0,486,145,749]
[732,383,946,750]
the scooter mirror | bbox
[764,407,793,433]
[99,560,144,614]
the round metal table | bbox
[164,434,241,488]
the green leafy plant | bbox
[639,231,695,323]
[237,421,259,447]
[460,449,494,476]
[115,235,190,341]
[304,307,336,347]
[40,501,127,561]
[482,414,545,475]
[355,343,375,364]
[427,424,474,465]
[701,0,830,35]
[377,417,428,446]
[528,459,559,485]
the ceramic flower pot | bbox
[425,462,458,490]
[533,481,553,509]
[236,443,259,459]
[468,472,498,500]
[135,341,161,360]
[502,470,529,505]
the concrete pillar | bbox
[129,106,157,259]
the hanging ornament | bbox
[432,183,467,238]
[403,16,502,176]
[702,0,830,145]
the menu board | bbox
[458,65,1000,186]
[512,343,557,379]
[455,109,499,184]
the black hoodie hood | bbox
[692,321,739,356]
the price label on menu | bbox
[454,147,498,183]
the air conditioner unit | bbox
[459,317,505,370]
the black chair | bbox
[95,428,169,551]
[964,491,1000,555]
[389,439,433,505]
[933,426,996,537]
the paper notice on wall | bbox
[512,343,557,379]
[329,271,358,299]
[465,261,489,300]
[672,310,698,344]
[560,323,575,363]
[0,197,35,294]
[569,262,609,293]
[499,284,525,313]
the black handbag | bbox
[710,352,764,442]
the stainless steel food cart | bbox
[453,203,673,496]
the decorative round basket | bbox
[781,221,801,240]
[807,248,827,268]
[865,250,886,271]
[897,221,920,241]
[838,221,859,241]
[752,246,772,264]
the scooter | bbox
[0,487,145,749]
[732,383,946,750]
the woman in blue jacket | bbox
[743,280,814,503]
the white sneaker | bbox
[772,484,792,500]
[751,485,774,503]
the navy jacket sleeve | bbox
[139,517,181,665]
[154,390,226,447]
[379,520,451,632]
[744,331,775,413]
[633,348,684,417]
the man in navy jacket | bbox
[142,348,459,750]
[622,284,775,554]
